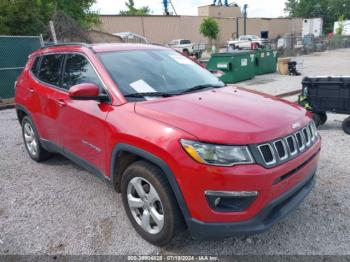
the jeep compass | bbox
[15,43,321,246]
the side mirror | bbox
[69,83,103,101]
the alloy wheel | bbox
[23,122,38,156]
[127,177,164,234]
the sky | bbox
[91,0,287,18]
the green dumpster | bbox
[254,49,278,75]
[206,51,256,84]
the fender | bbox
[15,104,32,123]
[111,143,192,223]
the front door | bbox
[55,53,111,175]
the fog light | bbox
[205,191,258,212]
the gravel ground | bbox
[0,49,350,256]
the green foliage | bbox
[336,15,346,35]
[200,17,220,41]
[284,0,350,33]
[55,0,100,28]
[0,0,99,35]
[119,0,151,16]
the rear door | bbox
[54,53,110,175]
[34,54,65,144]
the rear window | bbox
[31,56,41,76]
[37,54,64,86]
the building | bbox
[198,4,242,18]
[96,4,303,46]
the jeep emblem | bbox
[292,122,301,129]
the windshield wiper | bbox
[124,92,176,98]
[180,84,225,94]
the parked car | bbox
[169,39,194,55]
[228,35,269,50]
[15,43,321,246]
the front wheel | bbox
[121,161,184,246]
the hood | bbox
[135,86,310,144]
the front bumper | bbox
[188,171,316,239]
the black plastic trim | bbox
[110,143,191,222]
[40,139,110,183]
[188,170,317,239]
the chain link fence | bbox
[270,34,350,57]
[0,36,43,101]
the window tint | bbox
[180,40,191,44]
[31,56,41,76]
[62,54,103,91]
[38,54,64,86]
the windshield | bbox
[98,50,224,97]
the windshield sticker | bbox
[169,54,193,65]
[130,79,156,93]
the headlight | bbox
[180,139,254,166]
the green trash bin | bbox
[254,49,278,75]
[206,51,256,84]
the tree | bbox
[0,0,99,35]
[119,0,151,16]
[336,15,346,35]
[54,0,100,29]
[200,17,220,46]
[284,0,350,33]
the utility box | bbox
[206,51,255,84]
[299,76,350,133]
[254,49,277,75]
[302,18,323,37]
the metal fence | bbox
[271,34,350,57]
[0,35,43,100]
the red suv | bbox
[15,43,321,246]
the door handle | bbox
[26,87,35,93]
[55,99,67,107]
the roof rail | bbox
[40,42,92,50]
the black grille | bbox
[286,136,297,154]
[274,140,287,160]
[295,132,304,149]
[256,122,318,167]
[258,144,275,164]
[303,128,310,145]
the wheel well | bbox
[113,151,141,192]
[16,109,27,124]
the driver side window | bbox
[62,54,104,92]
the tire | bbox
[21,116,51,162]
[121,160,184,246]
[312,112,327,127]
[182,49,190,56]
[342,116,350,135]
[312,113,321,127]
[319,112,327,125]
